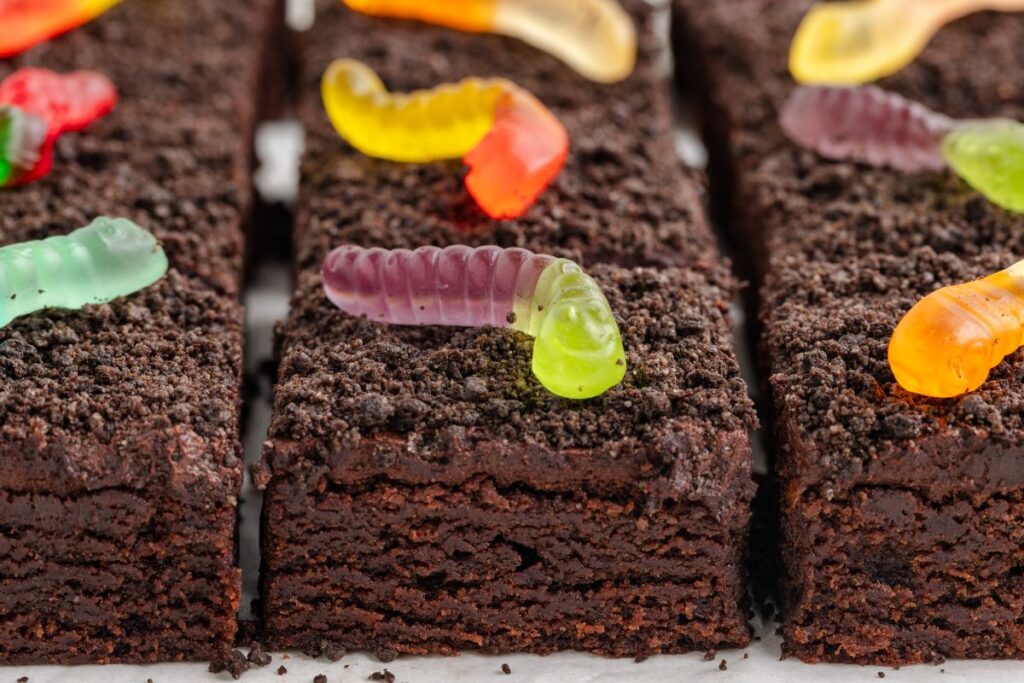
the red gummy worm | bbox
[0,68,116,185]
[463,88,569,219]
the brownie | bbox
[673,0,1024,664]
[0,0,278,664]
[257,0,756,657]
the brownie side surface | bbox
[673,0,1024,664]
[0,0,276,664]
[259,0,756,657]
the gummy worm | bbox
[781,85,1024,213]
[322,244,627,399]
[0,0,124,58]
[0,217,168,329]
[321,59,568,220]
[341,0,636,83]
[789,0,1024,85]
[0,68,117,187]
[889,258,1024,398]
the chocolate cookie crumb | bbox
[313,675,327,683]
[501,663,512,674]
[878,673,885,679]
[278,666,288,675]
[743,653,749,659]
[18,677,29,683]
[368,671,395,683]
[703,651,717,661]
[719,659,727,671]
[376,647,398,663]
[209,649,252,679]
[247,643,273,666]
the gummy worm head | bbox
[463,86,569,219]
[0,0,124,58]
[942,119,1024,214]
[529,260,626,399]
[789,0,927,85]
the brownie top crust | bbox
[0,0,266,497]
[268,264,754,505]
[674,0,1024,492]
[265,0,755,507]
[295,0,717,275]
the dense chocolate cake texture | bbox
[673,0,1024,665]
[0,0,279,664]
[258,0,756,657]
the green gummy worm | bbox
[0,217,168,328]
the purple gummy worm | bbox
[780,85,955,172]
[322,244,556,328]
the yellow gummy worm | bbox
[321,59,506,162]
[790,0,1024,85]
[342,0,636,83]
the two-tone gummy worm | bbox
[780,85,1024,213]
[1,68,117,187]
[0,217,168,329]
[0,0,123,58]
[789,0,1024,85]
[341,0,636,83]
[321,59,568,220]
[322,244,627,399]
[889,259,1024,398]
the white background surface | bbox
[3,1,1024,680]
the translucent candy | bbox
[781,85,1024,213]
[0,0,124,58]
[322,244,627,399]
[0,68,117,187]
[789,0,1024,85]
[0,217,168,329]
[321,59,567,219]
[889,260,1024,398]
[780,85,953,172]
[943,120,1024,214]
[342,0,636,83]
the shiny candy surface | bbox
[0,217,168,329]
[322,244,626,399]
[0,0,124,58]
[342,0,636,83]
[321,59,567,219]
[889,263,1024,398]
[780,85,953,172]
[789,0,1024,85]
[781,85,1024,213]
[0,68,117,186]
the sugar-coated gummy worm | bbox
[322,244,627,399]
[321,59,568,219]
[341,0,636,83]
[0,0,124,58]
[0,68,117,187]
[0,217,168,329]
[781,85,1024,213]
[789,0,1024,85]
[889,258,1024,398]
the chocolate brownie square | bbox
[0,0,279,664]
[257,0,756,657]
[673,0,1024,664]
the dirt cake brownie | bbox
[0,0,279,664]
[257,0,756,657]
[673,0,1024,664]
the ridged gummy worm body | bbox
[342,0,636,83]
[780,85,953,172]
[322,244,627,399]
[782,85,1024,213]
[889,259,1024,398]
[0,217,168,329]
